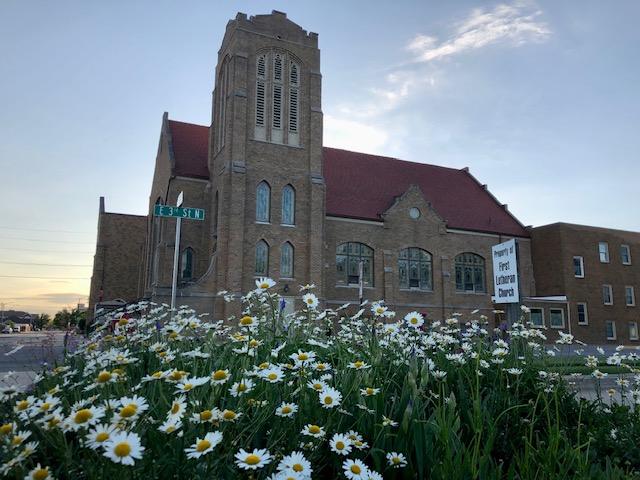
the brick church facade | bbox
[89,11,639,344]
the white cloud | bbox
[407,2,550,63]
[323,114,389,154]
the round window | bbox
[409,207,421,219]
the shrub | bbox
[1,280,639,479]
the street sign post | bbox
[153,192,205,315]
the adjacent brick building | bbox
[87,10,637,345]
[531,223,639,344]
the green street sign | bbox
[154,205,205,221]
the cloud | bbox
[407,2,550,63]
[323,115,389,154]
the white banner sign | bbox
[492,238,519,304]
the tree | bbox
[33,313,51,330]
[52,308,86,330]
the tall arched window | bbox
[280,242,294,278]
[289,61,299,146]
[255,240,269,276]
[281,185,295,225]
[272,53,284,143]
[336,242,374,286]
[256,181,271,222]
[180,247,194,280]
[255,54,267,140]
[399,248,432,290]
[455,253,486,293]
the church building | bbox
[89,11,542,324]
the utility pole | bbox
[170,191,184,315]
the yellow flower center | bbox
[182,383,193,391]
[306,298,313,304]
[267,373,277,380]
[355,440,363,447]
[115,335,125,342]
[0,424,13,435]
[246,454,261,465]
[281,406,292,414]
[96,432,110,442]
[200,410,213,421]
[222,410,236,420]
[11,435,23,445]
[351,465,362,474]
[308,425,321,434]
[313,383,322,391]
[158,351,167,357]
[17,400,29,411]
[48,387,58,394]
[376,308,384,314]
[324,396,333,405]
[118,318,128,326]
[240,316,254,326]
[170,371,183,381]
[113,368,124,376]
[336,441,345,450]
[169,332,178,339]
[40,402,51,411]
[393,457,400,464]
[293,463,303,472]
[196,439,211,452]
[87,343,97,351]
[48,418,60,428]
[411,318,418,324]
[120,404,137,418]
[74,409,93,424]
[298,353,309,361]
[212,370,227,380]
[249,339,259,348]
[152,371,163,378]
[166,426,176,433]
[237,383,247,392]
[114,442,131,457]
[33,468,49,480]
[354,361,364,368]
[259,362,269,369]
[171,403,180,414]
[366,388,374,395]
[97,371,112,383]
[316,363,325,370]
[260,282,270,289]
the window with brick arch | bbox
[180,247,194,280]
[255,240,269,276]
[281,185,295,225]
[256,181,271,223]
[399,248,432,290]
[455,253,486,293]
[336,242,374,286]
[288,61,300,146]
[255,54,267,141]
[280,242,294,278]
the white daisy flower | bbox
[290,350,316,366]
[329,433,352,456]
[301,424,325,438]
[191,408,218,424]
[167,395,187,419]
[301,293,319,310]
[184,431,223,459]
[158,418,183,434]
[255,277,276,290]
[210,369,231,384]
[275,402,298,418]
[219,409,242,422]
[260,367,285,383]
[277,450,312,477]
[25,463,53,480]
[360,387,380,396]
[307,379,328,393]
[115,395,149,421]
[103,431,145,466]
[235,448,272,470]
[175,376,209,393]
[229,379,255,397]
[343,458,369,479]
[67,406,105,431]
[239,315,258,328]
[319,387,342,409]
[347,360,370,370]
[386,451,407,468]
[404,311,424,328]
[85,423,116,450]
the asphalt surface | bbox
[0,332,67,373]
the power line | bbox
[0,247,94,254]
[0,226,91,234]
[0,262,91,267]
[0,236,93,245]
[0,275,90,280]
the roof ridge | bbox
[167,119,210,129]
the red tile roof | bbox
[167,120,210,179]
[323,147,528,237]
[164,120,528,237]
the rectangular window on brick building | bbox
[549,308,564,328]
[529,308,544,327]
[602,284,613,305]
[599,242,609,263]
[576,303,588,325]
[629,322,639,341]
[621,245,632,265]
[573,256,584,278]
[626,286,636,306]
[606,320,617,340]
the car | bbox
[2,327,13,334]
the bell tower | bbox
[209,11,325,317]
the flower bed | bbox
[1,279,639,479]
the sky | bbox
[1,0,639,315]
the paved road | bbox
[0,332,68,372]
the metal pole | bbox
[358,261,364,304]
[170,192,184,314]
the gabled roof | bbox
[167,120,210,179]
[162,120,528,237]
[323,147,528,237]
